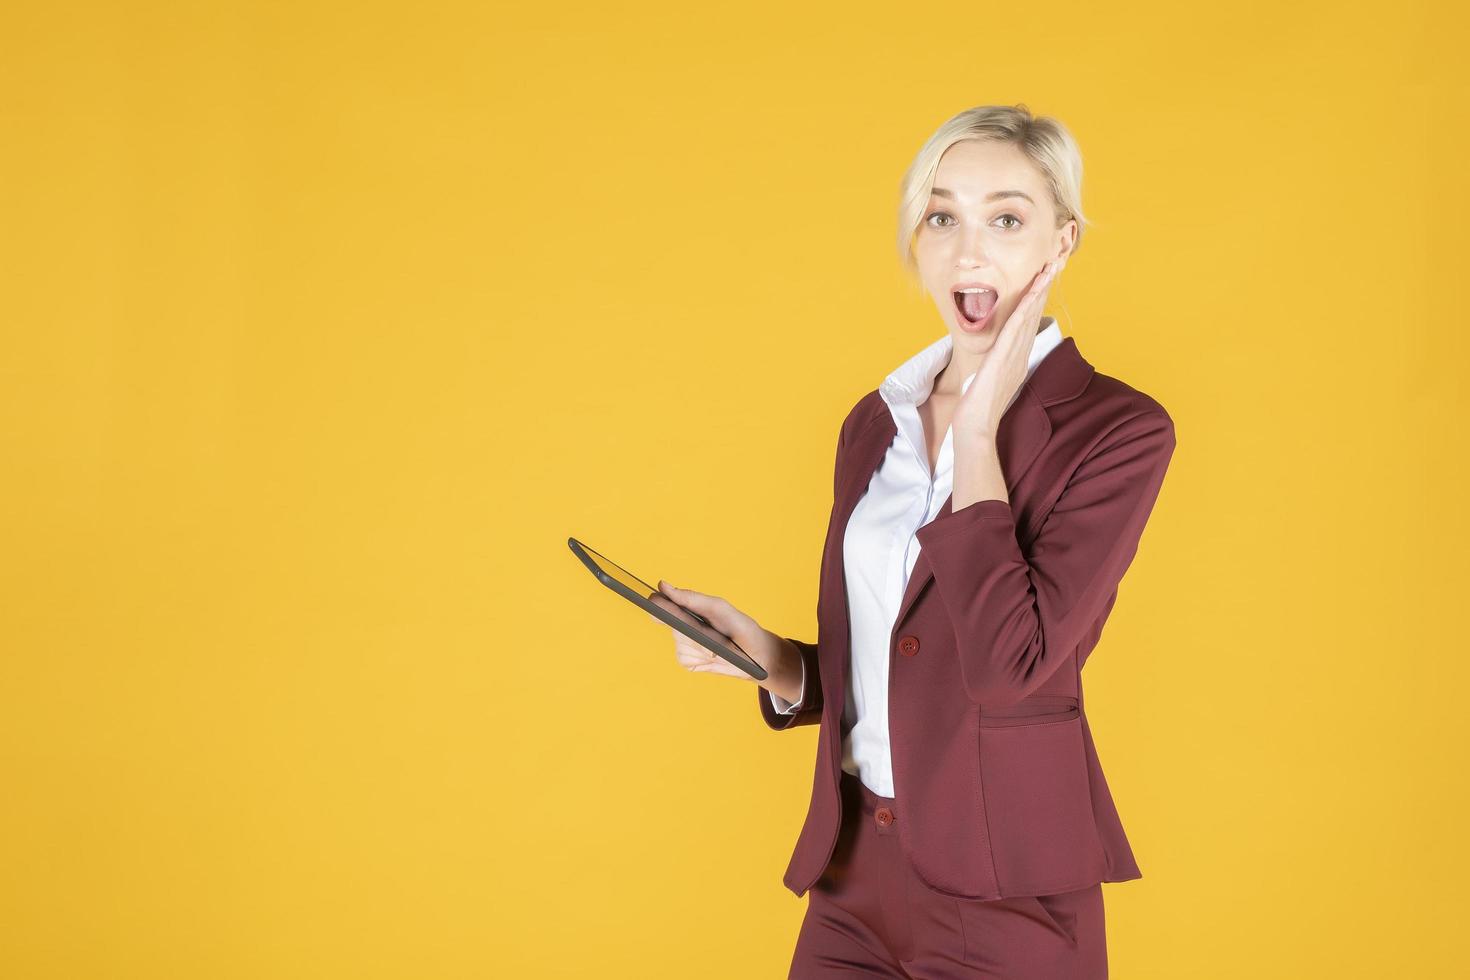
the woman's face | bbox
[912,139,1077,355]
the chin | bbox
[952,329,999,351]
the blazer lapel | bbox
[890,386,1051,629]
[819,335,1096,710]
[820,407,900,731]
[890,335,1094,630]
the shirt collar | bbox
[879,315,1065,410]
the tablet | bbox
[567,536,769,681]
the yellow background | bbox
[3,2,1466,977]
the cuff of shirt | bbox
[767,648,808,714]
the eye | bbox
[923,210,1024,230]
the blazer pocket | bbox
[978,695,1079,729]
[977,707,1104,892]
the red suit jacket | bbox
[759,335,1177,901]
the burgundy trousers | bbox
[787,770,1108,979]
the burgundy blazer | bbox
[759,335,1177,901]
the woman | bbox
[650,104,1176,979]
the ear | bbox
[1056,218,1078,262]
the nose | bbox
[953,221,991,269]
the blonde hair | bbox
[896,104,1089,284]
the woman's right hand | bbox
[645,580,802,701]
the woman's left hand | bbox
[953,257,1063,440]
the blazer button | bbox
[898,635,920,657]
[874,806,893,828]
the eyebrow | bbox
[930,187,1036,205]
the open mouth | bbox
[953,288,998,324]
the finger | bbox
[658,581,706,608]
[1004,263,1050,339]
[1022,261,1045,295]
[682,652,723,672]
[1004,269,1049,340]
[672,633,717,660]
[646,596,679,622]
[1024,262,1056,319]
[1033,270,1054,313]
[651,591,705,630]
[693,658,741,676]
[676,647,712,669]
[661,580,740,632]
[662,581,723,612]
[1037,264,1058,312]
[1028,259,1055,295]
[673,634,715,657]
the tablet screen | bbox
[568,537,767,680]
[580,541,662,606]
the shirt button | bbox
[898,635,920,657]
[875,806,893,828]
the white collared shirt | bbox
[769,317,1065,796]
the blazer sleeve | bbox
[913,407,1177,706]
[757,401,855,731]
[759,638,823,730]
